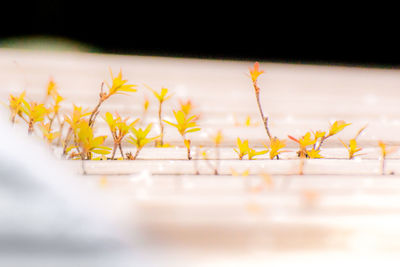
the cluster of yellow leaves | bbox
[104,112,139,143]
[103,112,139,159]
[103,70,137,100]
[264,137,287,159]
[289,120,351,159]
[128,123,159,151]
[8,91,26,122]
[164,110,200,137]
[64,105,92,130]
[22,101,49,134]
[288,132,323,159]
[234,137,268,160]
[146,85,173,103]
[73,120,111,159]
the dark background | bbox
[1,1,399,68]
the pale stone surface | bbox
[2,48,400,266]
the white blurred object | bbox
[0,112,158,267]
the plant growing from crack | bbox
[22,101,49,135]
[8,91,26,124]
[264,137,287,160]
[339,125,367,159]
[378,140,397,175]
[249,62,273,142]
[63,105,92,156]
[289,132,323,175]
[164,110,200,160]
[313,120,351,151]
[127,123,159,160]
[88,69,137,128]
[145,85,173,147]
[103,112,139,160]
[234,137,268,160]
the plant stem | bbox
[214,144,220,175]
[380,157,386,175]
[28,120,34,135]
[187,144,192,160]
[158,101,164,146]
[253,82,272,141]
[119,143,124,158]
[63,127,73,156]
[88,99,103,128]
[111,143,118,160]
[133,148,141,160]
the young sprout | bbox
[127,123,159,160]
[63,105,92,156]
[288,132,322,159]
[21,101,49,135]
[339,126,367,160]
[47,94,64,131]
[73,120,111,160]
[264,137,287,160]
[314,120,351,150]
[289,132,322,175]
[378,140,397,175]
[103,112,139,160]
[234,138,249,160]
[233,137,268,160]
[146,85,173,146]
[249,62,273,141]
[8,91,26,123]
[88,69,137,127]
[163,110,200,160]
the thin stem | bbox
[253,81,272,141]
[81,159,87,175]
[111,143,118,160]
[62,127,73,156]
[315,136,327,151]
[88,82,105,128]
[158,101,164,146]
[88,99,103,128]
[133,147,141,160]
[214,144,220,175]
[380,156,386,175]
[28,120,34,135]
[119,143,124,158]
